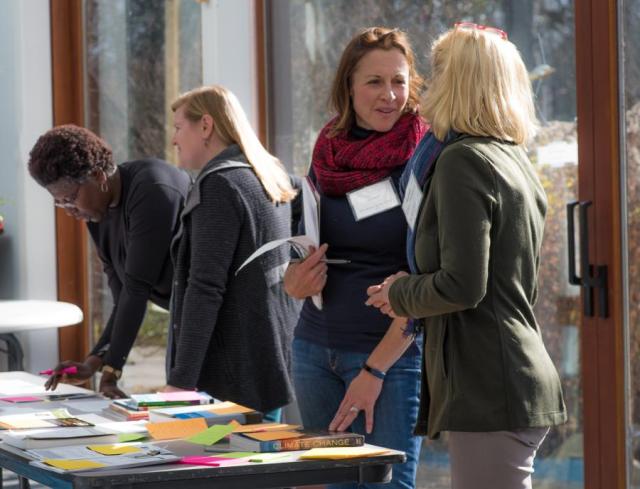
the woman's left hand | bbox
[329,371,383,434]
[366,271,409,317]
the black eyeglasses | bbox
[53,182,82,209]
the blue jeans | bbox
[263,408,282,423]
[293,337,422,489]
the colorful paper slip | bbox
[249,452,297,463]
[117,432,147,443]
[0,396,41,403]
[87,444,142,455]
[43,459,107,470]
[159,391,201,402]
[186,423,235,446]
[232,423,300,434]
[146,418,207,440]
[180,455,250,467]
[180,456,220,467]
[300,446,391,460]
[204,451,254,458]
[244,430,304,442]
[208,402,254,415]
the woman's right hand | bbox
[44,359,98,391]
[284,244,329,299]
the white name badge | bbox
[402,173,424,231]
[346,178,401,221]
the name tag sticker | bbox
[402,173,423,231]
[346,178,401,221]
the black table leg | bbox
[0,333,24,371]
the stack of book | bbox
[106,391,215,421]
[228,429,365,453]
[148,400,263,426]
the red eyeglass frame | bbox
[454,22,508,41]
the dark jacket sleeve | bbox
[89,261,121,357]
[167,176,244,389]
[98,184,184,370]
[389,145,497,318]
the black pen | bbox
[289,258,350,264]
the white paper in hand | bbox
[234,176,324,310]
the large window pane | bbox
[621,0,640,486]
[84,0,202,393]
[269,2,581,487]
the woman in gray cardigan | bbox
[164,85,298,420]
[366,25,566,489]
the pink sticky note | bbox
[180,456,220,466]
[0,396,42,403]
[160,391,201,402]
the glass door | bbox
[621,0,640,486]
[82,0,202,393]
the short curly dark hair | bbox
[28,124,115,186]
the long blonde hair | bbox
[422,27,537,144]
[171,85,296,204]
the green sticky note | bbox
[186,424,235,446]
[249,452,294,463]
[117,432,147,443]
[215,451,255,458]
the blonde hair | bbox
[171,85,296,204]
[422,27,537,144]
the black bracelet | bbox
[362,362,386,380]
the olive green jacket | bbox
[389,136,567,439]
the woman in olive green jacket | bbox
[367,24,567,489]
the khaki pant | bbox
[448,427,550,489]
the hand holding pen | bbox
[284,244,329,299]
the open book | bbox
[236,176,323,309]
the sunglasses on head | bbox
[454,22,508,41]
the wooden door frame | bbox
[50,0,90,363]
[575,0,626,487]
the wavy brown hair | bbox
[329,27,423,136]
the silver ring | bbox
[349,406,359,413]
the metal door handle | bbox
[566,200,608,318]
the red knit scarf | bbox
[311,112,428,197]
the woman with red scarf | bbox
[283,27,427,489]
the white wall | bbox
[201,0,259,128]
[0,0,58,372]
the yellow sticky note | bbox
[208,402,254,415]
[300,447,391,460]
[87,444,142,455]
[245,430,304,441]
[147,418,208,440]
[43,459,107,470]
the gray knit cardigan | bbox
[167,145,297,412]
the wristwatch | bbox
[100,365,122,380]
